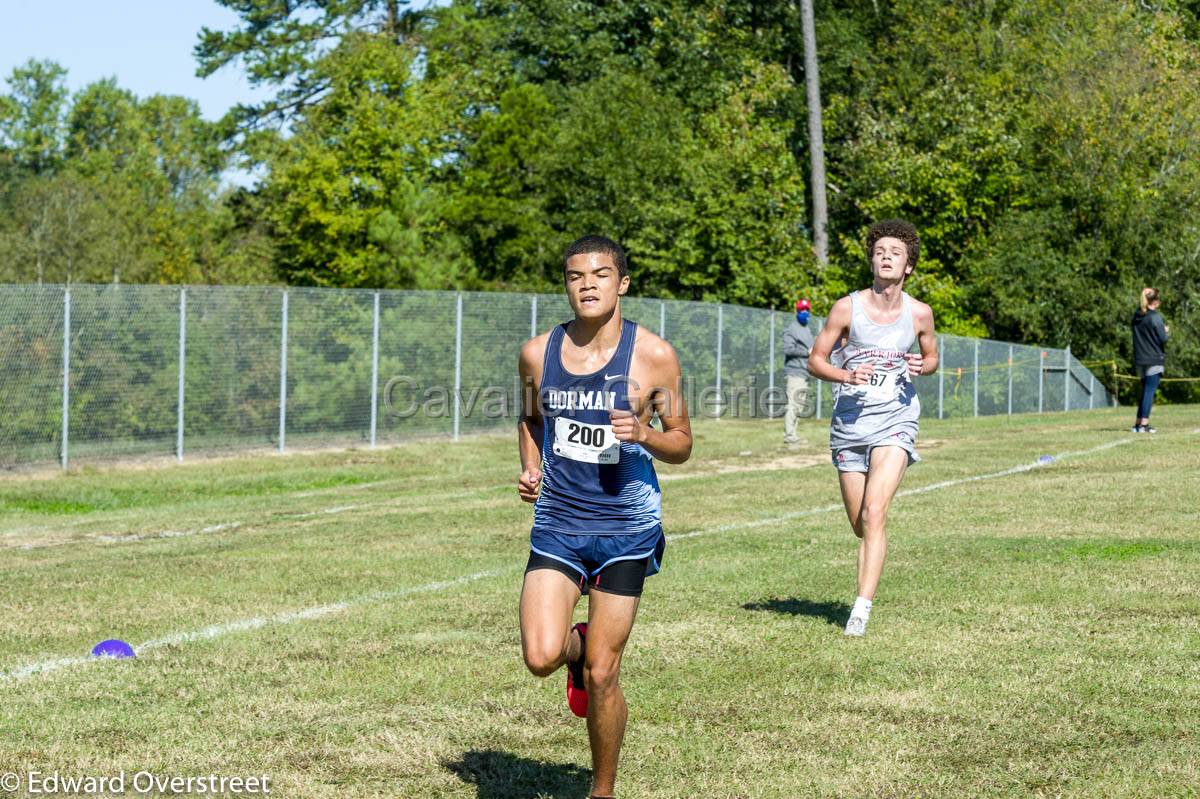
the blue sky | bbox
[1,1,444,186]
[0,0,270,120]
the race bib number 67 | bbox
[864,370,896,400]
[847,370,900,401]
[553,417,621,464]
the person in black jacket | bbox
[1131,287,1168,433]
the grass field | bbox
[2,406,1199,798]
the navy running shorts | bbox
[526,525,665,597]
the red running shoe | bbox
[566,622,588,718]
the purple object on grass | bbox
[1038,455,1054,464]
[91,639,136,658]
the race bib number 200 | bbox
[553,417,621,464]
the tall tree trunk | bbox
[386,0,401,43]
[800,0,829,266]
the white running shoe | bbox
[844,615,868,637]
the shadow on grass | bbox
[444,749,591,799]
[742,597,851,626]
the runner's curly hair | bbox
[866,219,920,274]
[563,235,628,279]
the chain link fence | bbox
[0,284,1116,469]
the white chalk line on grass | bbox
[10,418,1190,543]
[13,506,371,549]
[12,522,246,551]
[667,435,1141,542]
[8,485,512,551]
[0,471,498,541]
[92,522,244,545]
[291,480,392,499]
[0,568,510,683]
[287,504,361,519]
[0,484,371,539]
[8,434,1150,552]
[3,432,1153,684]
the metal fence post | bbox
[767,311,776,399]
[715,304,724,419]
[28,285,1130,469]
[370,291,380,448]
[973,338,980,417]
[61,288,71,471]
[937,335,944,420]
[279,290,288,452]
[453,293,463,440]
[1007,344,1014,416]
[1038,351,1045,413]
[177,288,187,462]
[1064,345,1071,412]
[659,301,666,338]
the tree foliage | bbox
[2,0,1199,399]
[0,60,274,286]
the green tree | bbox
[0,65,273,286]
[195,0,424,131]
[0,59,68,174]
[255,33,470,287]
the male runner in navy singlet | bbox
[517,235,692,799]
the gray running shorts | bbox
[832,432,920,473]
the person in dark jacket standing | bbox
[783,299,815,446]
[1131,287,1168,433]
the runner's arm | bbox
[906,302,939,377]
[610,339,692,464]
[517,337,546,503]
[808,298,873,385]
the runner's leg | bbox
[584,589,640,798]
[520,568,583,677]
[858,445,910,600]
[838,469,868,589]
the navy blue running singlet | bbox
[532,319,662,536]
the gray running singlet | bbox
[829,291,921,453]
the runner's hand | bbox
[609,409,645,443]
[518,468,542,503]
[844,363,875,385]
[904,352,924,377]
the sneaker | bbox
[1144,425,1157,434]
[1131,425,1145,433]
[844,615,868,637]
[566,622,588,718]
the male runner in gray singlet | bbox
[808,220,939,637]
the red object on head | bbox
[795,299,811,311]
